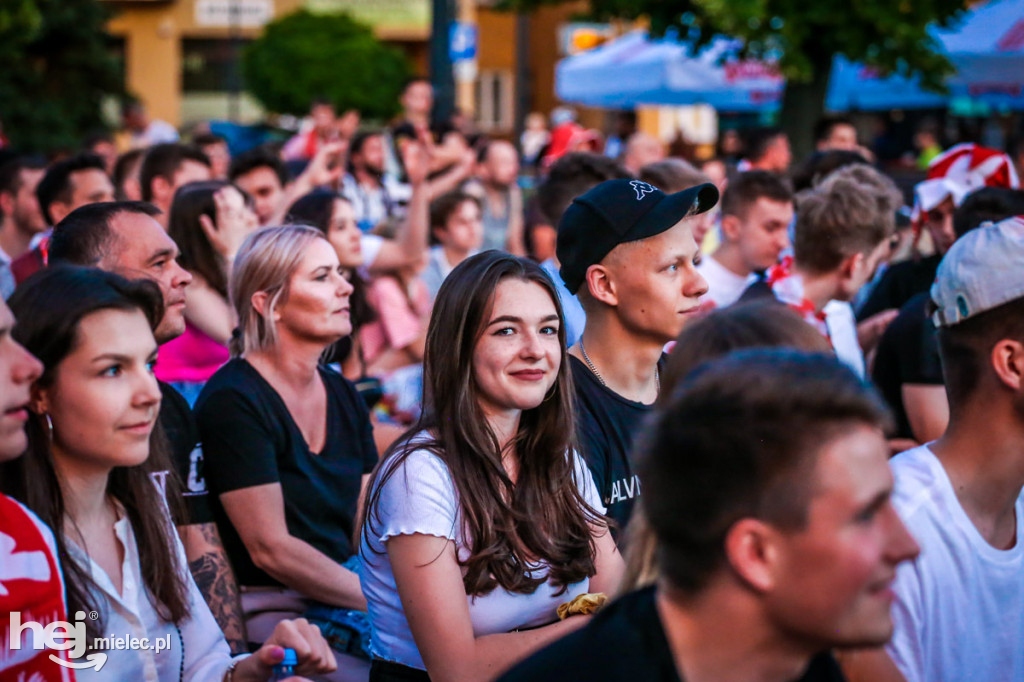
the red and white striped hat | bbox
[913,143,1020,228]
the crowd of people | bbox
[1,79,1024,682]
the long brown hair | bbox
[362,251,602,596]
[2,266,191,641]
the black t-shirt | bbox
[870,292,944,440]
[499,587,846,682]
[571,355,657,538]
[195,359,378,587]
[158,381,212,525]
[857,255,941,322]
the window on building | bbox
[475,70,513,132]
[182,38,250,92]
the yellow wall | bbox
[107,0,582,130]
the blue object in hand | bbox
[272,648,298,680]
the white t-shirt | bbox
[360,442,605,670]
[696,255,752,309]
[887,444,1024,682]
[823,300,865,378]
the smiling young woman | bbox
[360,250,623,682]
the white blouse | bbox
[360,442,606,670]
[67,515,237,682]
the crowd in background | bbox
[2,78,1024,682]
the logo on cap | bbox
[630,181,656,201]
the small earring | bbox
[43,413,54,441]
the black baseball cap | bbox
[556,179,719,294]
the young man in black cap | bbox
[558,178,718,535]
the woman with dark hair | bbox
[155,179,258,402]
[360,250,623,682]
[621,301,833,592]
[3,266,336,681]
[196,226,378,680]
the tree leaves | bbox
[0,0,121,154]
[242,9,412,120]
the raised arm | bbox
[368,135,430,273]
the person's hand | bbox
[857,308,899,354]
[229,618,337,682]
[305,140,348,189]
[199,187,259,262]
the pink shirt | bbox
[360,276,431,367]
[154,321,230,384]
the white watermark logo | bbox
[9,610,173,671]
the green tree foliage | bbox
[0,0,121,154]
[501,0,968,156]
[243,9,412,120]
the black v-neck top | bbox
[195,359,377,586]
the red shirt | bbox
[0,493,74,681]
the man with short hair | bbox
[123,100,180,147]
[534,152,632,346]
[740,127,792,173]
[139,143,213,226]
[341,131,405,231]
[741,169,900,375]
[697,170,794,308]
[195,132,231,179]
[502,350,919,682]
[815,116,859,152]
[229,146,292,227]
[0,157,46,298]
[622,132,666,176]
[858,143,1019,320]
[10,153,114,284]
[871,187,1024,445]
[281,98,338,163]
[559,177,717,532]
[463,140,524,254]
[843,215,1024,682]
[48,201,247,653]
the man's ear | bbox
[723,518,782,593]
[47,201,71,227]
[584,264,618,308]
[720,214,742,243]
[839,251,864,282]
[0,191,14,217]
[151,176,174,207]
[990,339,1024,392]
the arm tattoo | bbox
[187,523,248,654]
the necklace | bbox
[579,338,660,394]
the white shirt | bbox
[130,120,179,148]
[67,515,236,681]
[887,445,1024,682]
[696,255,753,309]
[823,300,865,378]
[360,443,605,670]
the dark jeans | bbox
[369,659,431,682]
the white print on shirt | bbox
[0,532,51,596]
[608,475,642,504]
[186,445,205,496]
